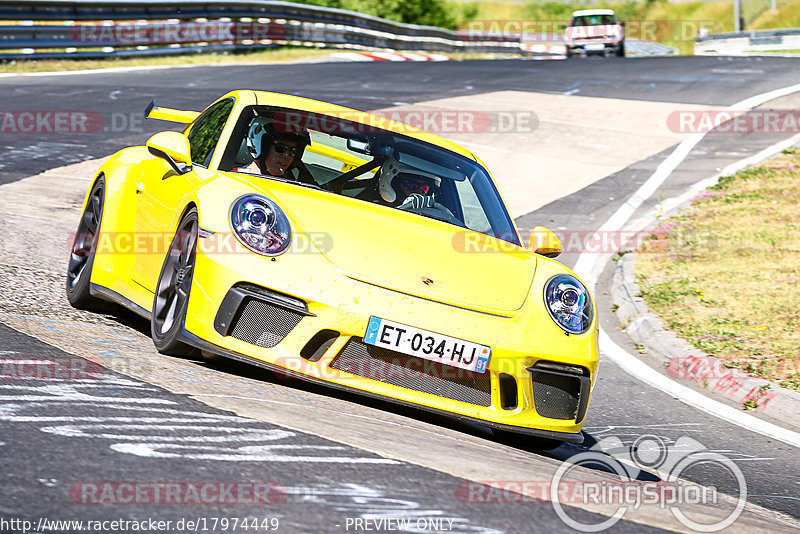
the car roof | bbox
[571,9,616,17]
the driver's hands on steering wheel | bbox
[398,193,436,210]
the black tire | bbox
[616,42,625,57]
[151,208,200,357]
[66,177,113,311]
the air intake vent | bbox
[528,361,590,422]
[229,299,303,348]
[331,339,491,406]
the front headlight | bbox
[544,274,593,334]
[230,194,291,256]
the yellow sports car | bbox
[66,90,599,447]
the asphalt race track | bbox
[1,55,800,533]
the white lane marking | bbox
[112,443,401,464]
[0,351,17,356]
[601,330,800,449]
[0,380,399,464]
[193,393,504,454]
[572,81,800,450]
[2,360,56,365]
[285,483,504,534]
[40,424,298,442]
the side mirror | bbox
[147,131,192,175]
[530,226,562,258]
[561,24,567,30]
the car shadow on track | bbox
[97,304,658,482]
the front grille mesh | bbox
[229,298,302,348]
[531,372,580,420]
[331,339,491,407]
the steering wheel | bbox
[399,201,465,227]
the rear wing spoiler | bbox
[144,99,199,124]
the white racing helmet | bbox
[246,117,310,162]
[246,117,271,160]
[377,157,441,203]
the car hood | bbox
[272,187,536,314]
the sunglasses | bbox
[399,177,433,195]
[273,142,299,156]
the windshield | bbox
[571,14,616,26]
[219,105,521,247]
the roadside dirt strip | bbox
[0,91,793,532]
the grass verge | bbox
[635,149,800,390]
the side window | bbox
[454,176,491,233]
[187,99,234,167]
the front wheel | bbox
[151,208,200,357]
[66,176,113,311]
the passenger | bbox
[240,120,310,179]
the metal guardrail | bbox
[0,0,525,60]
[695,27,800,55]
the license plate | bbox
[363,316,491,373]
[584,43,605,51]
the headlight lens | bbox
[230,194,291,256]
[544,274,593,334]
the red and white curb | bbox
[520,43,565,54]
[331,51,450,62]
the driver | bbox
[393,173,440,210]
[376,161,456,222]
[377,159,441,208]
[239,119,310,179]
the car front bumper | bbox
[182,233,600,440]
